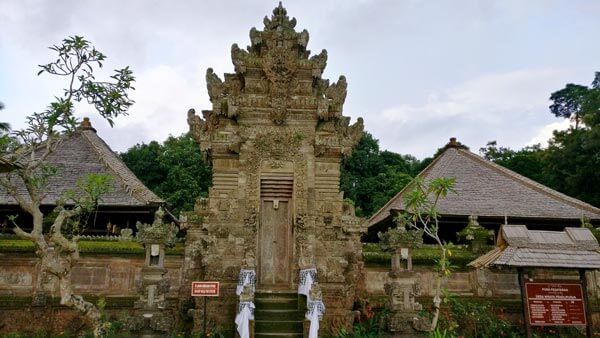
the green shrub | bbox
[0,239,184,256]
[362,244,480,270]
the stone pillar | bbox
[124,208,178,336]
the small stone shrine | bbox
[184,2,366,334]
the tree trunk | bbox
[38,237,106,337]
[58,270,105,338]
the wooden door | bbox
[259,198,291,286]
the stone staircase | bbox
[254,291,306,338]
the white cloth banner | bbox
[236,269,256,296]
[298,268,317,296]
[235,301,255,338]
[306,300,325,338]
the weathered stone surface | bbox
[184,3,365,333]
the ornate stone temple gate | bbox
[183,3,366,334]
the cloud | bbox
[526,119,571,146]
[88,63,208,152]
[370,68,575,158]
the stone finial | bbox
[80,117,96,132]
[263,1,297,31]
[448,137,457,147]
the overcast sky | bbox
[1,0,599,158]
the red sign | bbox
[191,281,220,297]
[525,281,586,326]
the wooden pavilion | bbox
[367,138,600,242]
[0,118,164,235]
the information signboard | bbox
[525,281,586,326]
[191,281,220,297]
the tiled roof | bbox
[369,145,600,227]
[0,122,163,207]
[469,224,600,269]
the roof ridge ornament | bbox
[264,2,296,31]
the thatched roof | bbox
[369,139,600,227]
[0,119,163,207]
[469,224,600,269]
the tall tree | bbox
[479,141,547,185]
[340,132,417,217]
[0,36,134,337]
[549,72,600,130]
[121,133,211,215]
[549,84,589,130]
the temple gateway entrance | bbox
[185,3,365,334]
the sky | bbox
[1,0,599,159]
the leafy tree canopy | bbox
[120,133,211,216]
[340,132,420,217]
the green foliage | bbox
[37,35,135,128]
[377,223,423,251]
[437,290,521,338]
[332,311,383,338]
[340,132,418,217]
[480,72,600,209]
[363,245,478,269]
[0,238,185,255]
[479,141,547,185]
[549,83,589,129]
[120,133,211,215]
[543,126,600,207]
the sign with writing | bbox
[191,281,220,297]
[525,282,586,326]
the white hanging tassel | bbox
[306,300,325,338]
[235,301,255,338]
[298,268,317,296]
[308,310,320,338]
[236,269,256,296]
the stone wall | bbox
[0,253,184,297]
[2,253,600,334]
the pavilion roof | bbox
[368,140,600,227]
[0,119,163,208]
[469,224,600,269]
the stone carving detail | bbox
[184,3,367,334]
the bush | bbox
[362,244,480,270]
[437,290,521,338]
[0,239,184,256]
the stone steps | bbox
[254,291,305,338]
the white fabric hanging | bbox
[236,269,256,296]
[235,301,255,338]
[298,268,317,296]
[306,300,325,338]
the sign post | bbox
[521,279,590,338]
[192,282,220,336]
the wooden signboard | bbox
[525,281,586,326]
[191,281,220,297]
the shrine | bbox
[184,3,366,336]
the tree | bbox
[543,128,600,207]
[121,133,212,215]
[0,36,134,337]
[393,176,456,331]
[549,72,600,130]
[549,84,589,130]
[0,101,9,133]
[479,141,547,185]
[340,132,420,217]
